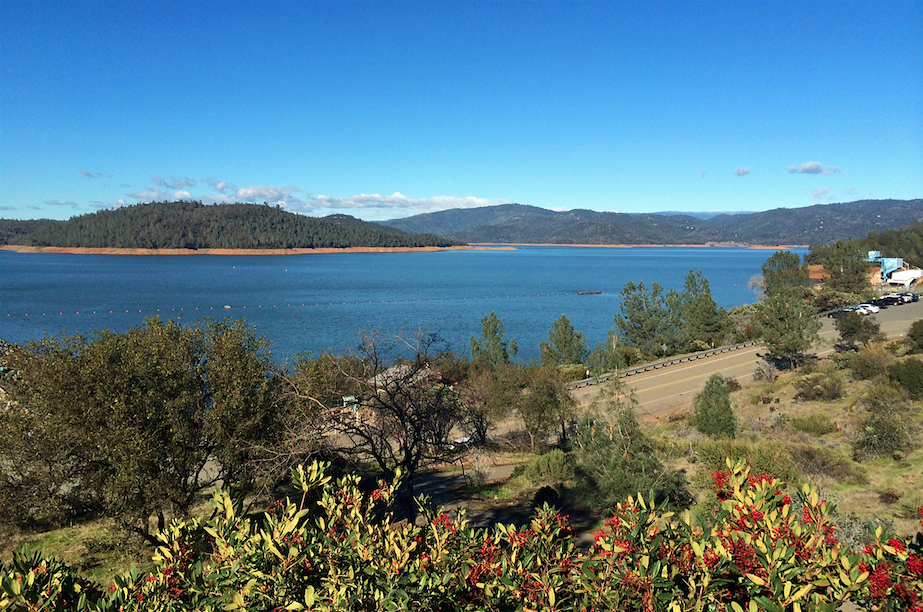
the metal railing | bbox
[566,341,756,389]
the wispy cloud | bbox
[788,161,839,175]
[0,205,16,211]
[80,170,103,178]
[812,187,832,199]
[152,176,197,190]
[118,174,507,220]
[44,200,81,209]
[127,188,171,201]
[204,178,235,193]
[301,193,506,219]
[734,167,750,177]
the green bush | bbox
[2,460,922,611]
[695,438,801,483]
[848,346,892,380]
[691,373,737,438]
[794,371,844,401]
[909,318,923,352]
[522,448,575,486]
[853,382,913,460]
[790,413,837,436]
[887,357,923,399]
[573,408,692,510]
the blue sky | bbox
[1,0,921,222]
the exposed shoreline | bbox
[469,242,807,249]
[0,245,508,256]
[0,243,802,256]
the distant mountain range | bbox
[381,199,922,245]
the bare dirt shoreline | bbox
[0,243,802,255]
[0,245,508,256]
[470,242,807,249]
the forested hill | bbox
[381,199,923,245]
[0,201,463,249]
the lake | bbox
[0,246,803,363]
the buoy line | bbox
[5,292,585,319]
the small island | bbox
[0,201,465,252]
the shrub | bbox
[695,438,801,483]
[794,372,844,401]
[724,375,742,392]
[2,460,923,611]
[752,359,778,382]
[849,346,892,380]
[853,382,914,460]
[573,408,692,510]
[790,413,837,436]
[522,448,574,486]
[692,373,737,438]
[887,356,923,399]
[909,318,923,352]
[787,444,867,485]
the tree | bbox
[457,362,520,445]
[572,387,692,509]
[515,364,576,451]
[834,312,883,349]
[315,331,462,517]
[614,281,678,360]
[677,270,729,351]
[817,241,871,294]
[692,374,737,438]
[539,315,588,366]
[756,288,821,366]
[471,311,517,369]
[0,318,283,540]
[761,250,810,298]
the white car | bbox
[856,303,880,314]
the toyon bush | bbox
[2,459,922,611]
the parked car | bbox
[827,307,856,318]
[856,303,880,315]
[902,292,919,302]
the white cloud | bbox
[299,192,507,220]
[127,188,172,201]
[80,170,102,178]
[788,161,840,175]
[812,187,832,199]
[117,174,506,221]
[204,178,234,193]
[734,167,750,176]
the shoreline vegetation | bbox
[1,243,803,256]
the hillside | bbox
[0,201,464,250]
[382,199,923,245]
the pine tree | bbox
[692,374,737,438]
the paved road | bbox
[571,299,923,420]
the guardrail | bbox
[566,341,756,390]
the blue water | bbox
[0,246,803,363]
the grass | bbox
[0,519,149,585]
